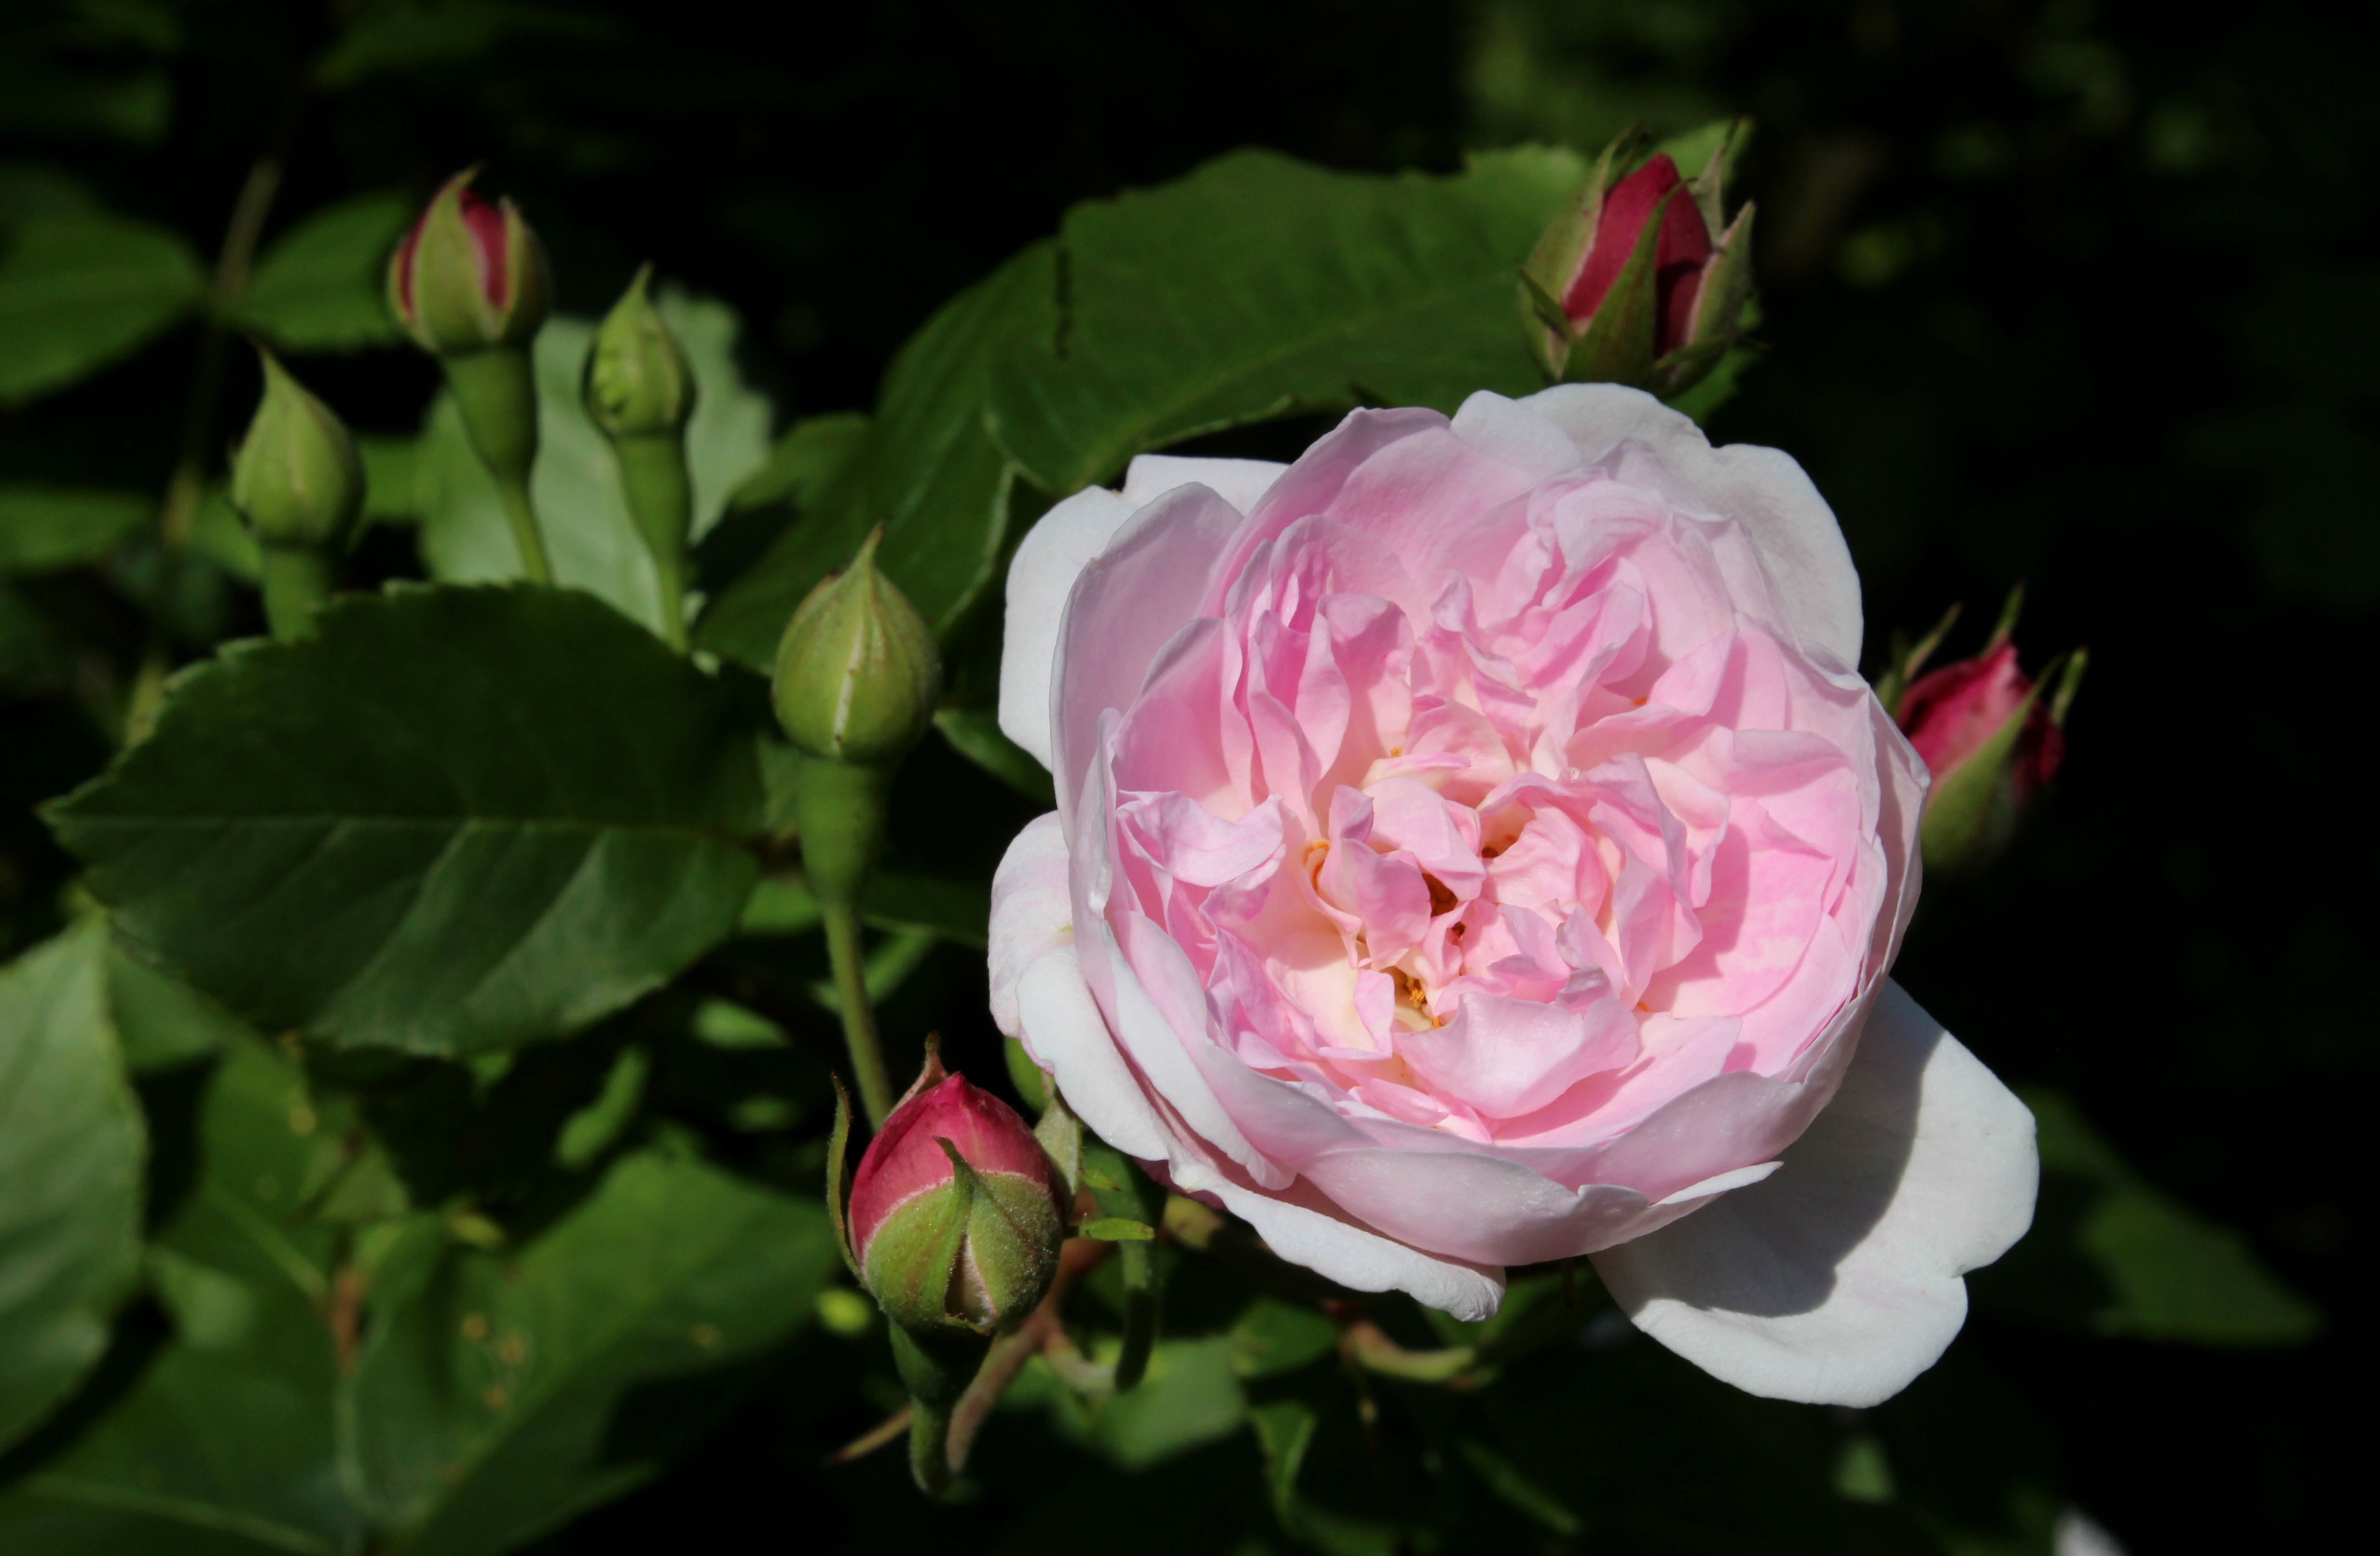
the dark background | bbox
[4,0,2368,1548]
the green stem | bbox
[905,1394,954,1497]
[886,1322,985,1497]
[796,755,896,1126]
[613,433,691,649]
[441,348,550,582]
[259,549,333,641]
[823,899,893,1128]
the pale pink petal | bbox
[1590,982,2038,1406]
[1001,485,1135,770]
[1121,453,1288,516]
[988,811,1072,1040]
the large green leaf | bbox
[985,147,1586,496]
[0,923,145,1454]
[1974,1089,2321,1345]
[694,246,1056,666]
[0,487,151,573]
[0,1040,356,1555]
[233,192,414,353]
[47,584,765,1056]
[349,1154,836,1556]
[0,212,205,403]
[419,293,772,638]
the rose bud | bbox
[584,264,698,647]
[229,348,363,639]
[845,1061,1066,1336]
[1895,600,2085,878]
[1519,121,1756,399]
[386,167,554,581]
[772,526,942,770]
[386,167,551,357]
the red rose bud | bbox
[1520,121,1757,399]
[847,1066,1065,1335]
[1894,609,2085,878]
[386,167,551,357]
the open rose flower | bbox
[988,386,2037,1405]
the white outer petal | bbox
[998,485,1135,770]
[987,812,1071,1040]
[1194,1170,1507,1323]
[1589,980,2038,1407]
[1122,454,1286,515]
[1012,943,1171,1162]
[1515,383,1865,669]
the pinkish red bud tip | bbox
[1898,642,2066,800]
[1562,153,1715,360]
[847,1072,1057,1262]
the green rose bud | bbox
[229,348,363,553]
[583,263,694,439]
[771,527,941,768]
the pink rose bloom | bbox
[989,386,2037,1405]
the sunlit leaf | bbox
[48,585,766,1056]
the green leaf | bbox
[47,584,765,1056]
[0,486,151,572]
[0,923,145,1454]
[0,1039,358,1556]
[986,146,1587,496]
[1458,1439,1582,1536]
[0,213,205,403]
[313,0,617,87]
[1076,1336,1247,1470]
[106,932,255,1072]
[1228,1297,1338,1380]
[1078,1217,1155,1242]
[419,291,772,639]
[933,706,1055,805]
[694,247,1056,666]
[348,1154,837,1556]
[233,192,414,352]
[1974,1089,2321,1345]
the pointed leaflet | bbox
[694,246,1057,668]
[47,585,764,1056]
[0,212,205,404]
[0,923,144,1455]
[987,148,1585,497]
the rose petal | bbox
[1514,385,1863,669]
[1000,485,1136,770]
[1122,453,1288,515]
[988,811,1072,1040]
[1588,981,2038,1406]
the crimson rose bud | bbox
[1520,123,1756,399]
[847,1067,1065,1335]
[386,167,551,356]
[1898,639,2075,877]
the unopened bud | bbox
[772,528,941,767]
[1892,588,2084,877]
[1519,120,1756,400]
[585,264,694,439]
[386,167,551,357]
[846,1057,1065,1336]
[230,348,363,552]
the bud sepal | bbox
[386,167,551,357]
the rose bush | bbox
[989,386,2038,1406]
